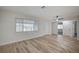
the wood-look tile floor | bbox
[0,35,79,53]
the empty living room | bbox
[0,6,79,53]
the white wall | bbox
[0,10,51,45]
[52,22,58,35]
[63,21,74,37]
[0,13,2,41]
[77,21,79,40]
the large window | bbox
[58,22,63,29]
[58,24,63,29]
[16,18,38,32]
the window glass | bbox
[16,18,38,32]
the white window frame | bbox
[16,18,38,32]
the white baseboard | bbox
[0,34,47,46]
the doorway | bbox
[57,21,63,35]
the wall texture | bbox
[0,10,51,45]
[77,21,79,40]
[52,22,58,35]
[63,21,74,37]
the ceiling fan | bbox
[56,16,64,21]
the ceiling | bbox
[0,6,79,21]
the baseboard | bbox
[0,34,48,46]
